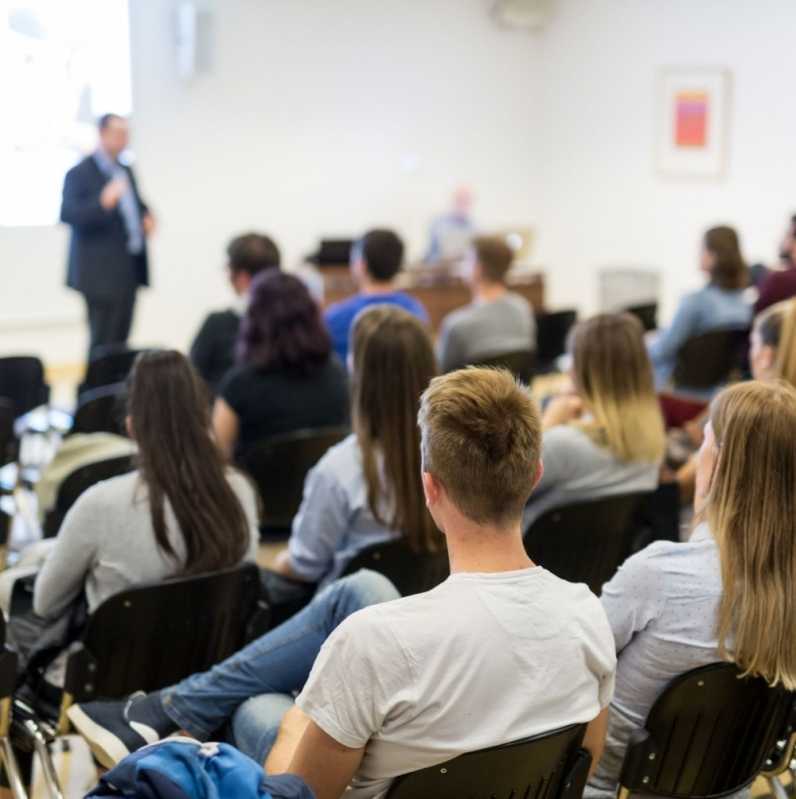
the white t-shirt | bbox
[297,567,616,799]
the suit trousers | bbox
[83,290,137,360]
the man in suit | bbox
[61,114,155,358]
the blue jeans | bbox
[160,570,399,762]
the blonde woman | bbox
[525,313,665,527]
[749,298,796,385]
[587,380,796,798]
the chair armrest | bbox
[617,728,656,795]
[560,747,592,799]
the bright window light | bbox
[0,0,132,226]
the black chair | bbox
[672,328,750,392]
[524,492,647,595]
[473,350,537,384]
[241,426,350,535]
[71,383,127,436]
[341,540,449,597]
[0,399,18,467]
[625,302,658,332]
[386,723,591,799]
[78,346,147,398]
[536,310,578,373]
[43,455,135,537]
[617,662,796,799]
[0,616,25,799]
[0,357,49,419]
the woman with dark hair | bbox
[271,304,444,587]
[648,226,751,395]
[213,271,349,461]
[33,350,259,621]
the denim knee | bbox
[232,692,294,766]
[336,568,401,606]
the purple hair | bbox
[237,271,331,374]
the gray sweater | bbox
[33,470,260,619]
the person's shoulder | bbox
[314,433,358,473]
[73,469,139,510]
[397,291,427,317]
[441,302,476,331]
[65,156,97,179]
[325,295,362,322]
[503,291,533,313]
[543,423,594,452]
[203,308,240,327]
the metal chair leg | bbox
[22,721,63,799]
[766,775,789,799]
[0,736,28,799]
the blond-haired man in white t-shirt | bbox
[69,368,616,799]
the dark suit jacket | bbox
[60,155,149,299]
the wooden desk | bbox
[321,266,545,333]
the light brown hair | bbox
[570,313,665,463]
[418,368,542,526]
[705,226,747,290]
[350,306,442,553]
[474,236,514,283]
[754,299,796,387]
[128,351,249,575]
[706,380,796,689]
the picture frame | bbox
[656,68,731,179]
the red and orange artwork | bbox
[674,91,709,148]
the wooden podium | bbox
[321,265,545,333]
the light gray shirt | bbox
[437,292,536,372]
[33,470,260,619]
[586,524,723,798]
[288,434,399,587]
[525,425,660,529]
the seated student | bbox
[324,229,428,363]
[30,350,259,631]
[648,226,751,395]
[268,305,441,590]
[586,379,796,798]
[190,232,280,392]
[213,271,349,462]
[69,367,617,799]
[525,313,665,529]
[437,235,535,372]
[754,214,796,314]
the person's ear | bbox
[422,471,442,508]
[530,460,544,493]
[760,344,776,374]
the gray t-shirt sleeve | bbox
[33,485,104,618]
[437,316,466,373]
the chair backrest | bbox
[71,383,127,436]
[619,662,795,798]
[64,563,268,702]
[43,455,135,537]
[673,328,750,391]
[0,398,17,464]
[79,347,146,397]
[536,310,578,369]
[0,356,49,418]
[386,723,590,799]
[341,540,450,597]
[624,302,658,332]
[241,426,350,530]
[473,350,536,384]
[524,492,647,594]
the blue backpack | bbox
[86,738,315,799]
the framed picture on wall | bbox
[656,68,731,179]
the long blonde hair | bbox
[569,313,665,463]
[707,381,796,689]
[754,299,796,386]
[350,306,443,553]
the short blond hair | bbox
[418,368,541,526]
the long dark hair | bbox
[236,271,331,375]
[127,351,249,574]
[350,306,443,553]
[705,226,747,290]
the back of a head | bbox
[571,313,665,464]
[237,270,330,374]
[755,299,796,387]
[350,305,441,552]
[419,367,542,527]
[474,235,514,284]
[128,350,248,574]
[707,380,796,689]
[227,232,281,278]
[705,225,747,290]
[358,229,404,283]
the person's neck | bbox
[446,520,534,575]
[473,281,508,303]
[360,278,396,296]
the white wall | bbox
[0,0,545,365]
[3,0,796,367]
[534,0,796,319]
